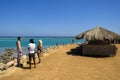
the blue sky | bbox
[0,0,120,36]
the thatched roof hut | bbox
[76,26,119,56]
[76,26,120,44]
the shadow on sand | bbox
[67,45,83,56]
[16,62,38,70]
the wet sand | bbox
[0,44,120,80]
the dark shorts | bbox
[28,53,35,61]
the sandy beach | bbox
[0,44,120,80]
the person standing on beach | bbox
[16,36,22,67]
[72,38,75,44]
[37,39,42,63]
[28,39,36,69]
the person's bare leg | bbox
[33,54,36,68]
[17,57,20,66]
[37,50,41,63]
[17,55,21,67]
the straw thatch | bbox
[76,26,120,41]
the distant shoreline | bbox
[0,36,75,38]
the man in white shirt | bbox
[28,39,36,69]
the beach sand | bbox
[0,44,120,80]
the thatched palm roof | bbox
[76,26,120,41]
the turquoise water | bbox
[0,37,84,55]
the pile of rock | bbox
[42,46,57,53]
[0,49,16,74]
[0,59,17,74]
[0,49,15,64]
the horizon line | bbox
[0,36,75,38]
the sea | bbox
[0,37,85,56]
